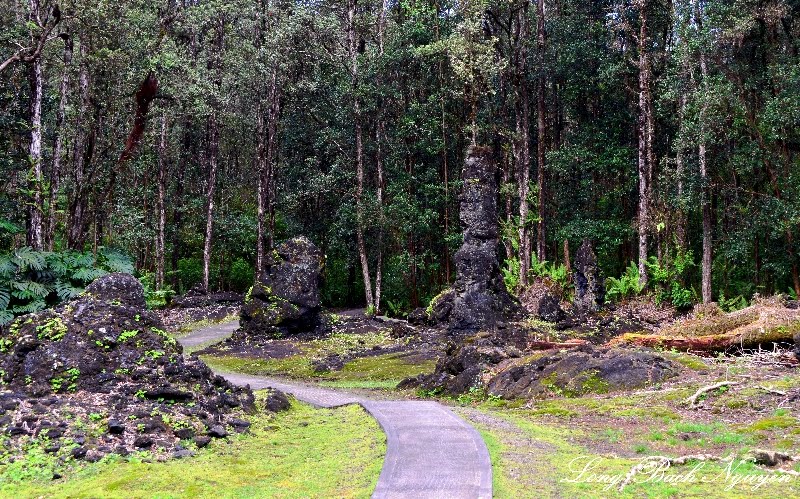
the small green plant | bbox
[118,330,139,342]
[605,262,645,302]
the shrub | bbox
[229,258,254,293]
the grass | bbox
[0,399,385,498]
[203,351,435,388]
[463,407,800,498]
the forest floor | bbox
[8,306,800,497]
[194,309,800,498]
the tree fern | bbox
[72,267,108,283]
[13,247,46,271]
[55,280,84,301]
[0,248,134,325]
[99,248,134,274]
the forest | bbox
[1,0,798,318]
[2,1,800,497]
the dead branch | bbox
[685,381,738,407]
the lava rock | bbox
[312,355,345,373]
[174,428,195,440]
[107,419,125,435]
[263,389,291,413]
[134,436,154,448]
[573,240,605,313]
[487,344,677,399]
[239,236,324,337]
[207,425,228,438]
[407,308,429,326]
[427,147,521,334]
[229,418,251,432]
[85,273,146,309]
[194,436,212,448]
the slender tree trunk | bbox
[535,0,546,262]
[434,4,451,283]
[26,0,44,250]
[675,94,687,251]
[266,72,280,250]
[202,113,219,292]
[693,0,712,303]
[514,1,532,286]
[156,115,168,290]
[46,35,72,250]
[348,0,374,310]
[255,105,267,276]
[636,0,653,287]
[67,37,92,251]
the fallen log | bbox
[610,304,800,353]
[527,339,588,350]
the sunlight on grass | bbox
[0,401,385,498]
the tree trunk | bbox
[67,36,92,250]
[26,0,44,250]
[266,72,280,250]
[156,115,168,290]
[636,0,653,287]
[513,1,532,286]
[46,35,72,250]
[694,0,713,303]
[348,0,375,311]
[202,113,219,292]
[255,102,267,276]
[535,0,546,263]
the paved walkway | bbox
[179,321,493,499]
[178,320,238,352]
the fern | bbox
[0,310,14,326]
[12,299,46,314]
[0,285,9,310]
[606,263,645,302]
[73,267,108,283]
[13,247,46,271]
[0,248,134,324]
[11,280,50,299]
[99,248,134,274]
[55,280,84,301]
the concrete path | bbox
[179,321,493,499]
[178,320,238,352]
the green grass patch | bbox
[0,400,385,498]
[465,408,800,498]
[203,351,435,388]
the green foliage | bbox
[228,258,254,293]
[646,252,697,309]
[605,263,645,302]
[503,254,571,295]
[719,292,748,312]
[0,248,133,325]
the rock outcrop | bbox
[240,236,324,337]
[428,147,520,334]
[487,344,677,399]
[0,273,280,464]
[573,239,605,313]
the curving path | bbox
[179,321,493,499]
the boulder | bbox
[85,273,146,309]
[573,240,605,313]
[240,237,324,337]
[428,147,521,334]
[487,344,677,399]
